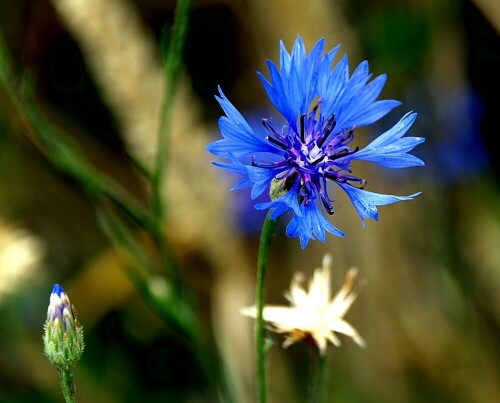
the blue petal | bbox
[287,59,303,122]
[262,37,329,129]
[255,200,291,220]
[207,87,280,158]
[352,112,426,168]
[346,99,402,128]
[338,183,421,226]
[212,160,247,175]
[336,74,387,127]
[258,71,285,119]
[315,45,340,100]
[286,202,345,248]
[290,36,306,74]
[319,54,349,119]
[212,161,253,190]
[255,181,302,217]
[334,73,374,119]
[355,153,425,169]
[207,119,273,158]
[247,166,286,199]
[265,60,297,125]
[52,284,65,297]
[279,39,292,72]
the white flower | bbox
[0,220,45,304]
[241,255,365,355]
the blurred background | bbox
[1,0,500,402]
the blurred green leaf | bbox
[96,205,157,279]
[0,32,155,234]
[152,0,193,239]
[96,204,199,338]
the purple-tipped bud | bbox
[43,284,84,369]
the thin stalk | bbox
[255,213,279,403]
[309,350,327,403]
[0,34,154,234]
[58,368,76,403]
[151,0,193,240]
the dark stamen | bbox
[319,192,334,215]
[308,104,319,119]
[324,171,356,184]
[328,146,359,161]
[311,155,326,166]
[339,175,367,187]
[344,180,368,190]
[266,135,288,150]
[262,118,284,139]
[299,114,305,143]
[331,176,347,183]
[317,114,336,147]
[343,130,354,144]
[304,180,315,197]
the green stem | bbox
[58,368,76,403]
[151,0,193,241]
[149,0,193,300]
[255,213,279,403]
[309,350,327,403]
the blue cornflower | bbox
[207,36,425,248]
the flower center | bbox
[255,104,367,215]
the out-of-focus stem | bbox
[152,0,193,240]
[309,350,327,403]
[255,213,279,403]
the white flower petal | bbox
[329,318,366,347]
[240,255,364,354]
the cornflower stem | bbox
[57,368,76,403]
[309,350,327,403]
[255,213,279,403]
[151,0,193,241]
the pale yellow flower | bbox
[241,255,365,355]
[0,220,45,304]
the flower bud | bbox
[43,284,84,369]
